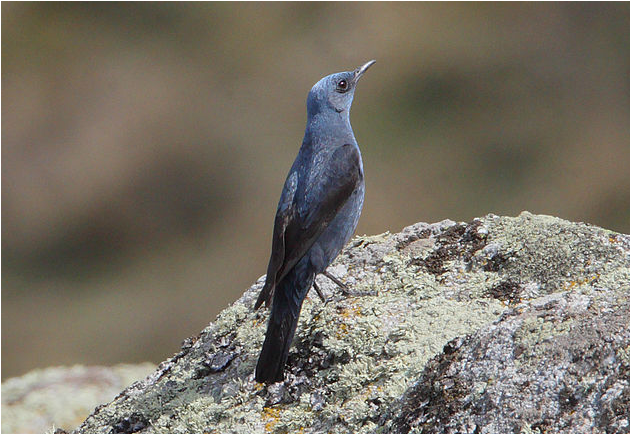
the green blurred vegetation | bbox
[2,2,628,379]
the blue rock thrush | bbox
[254,60,375,383]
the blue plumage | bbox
[255,60,375,383]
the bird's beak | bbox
[352,59,376,84]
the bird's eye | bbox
[336,79,348,92]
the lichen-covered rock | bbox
[1,363,155,434]
[387,290,629,433]
[74,213,629,433]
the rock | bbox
[73,212,629,433]
[387,290,629,433]
[1,363,155,434]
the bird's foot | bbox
[324,270,379,297]
[310,270,369,303]
[322,270,352,296]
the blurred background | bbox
[2,2,628,379]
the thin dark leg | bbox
[312,281,327,303]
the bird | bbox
[254,60,375,383]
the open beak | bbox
[352,59,376,84]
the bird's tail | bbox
[255,270,312,383]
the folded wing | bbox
[254,143,361,309]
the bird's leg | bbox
[322,270,351,296]
[312,281,327,303]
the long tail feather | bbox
[255,267,312,383]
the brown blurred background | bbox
[2,2,629,379]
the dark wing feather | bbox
[255,171,297,309]
[254,144,361,309]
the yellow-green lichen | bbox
[70,214,629,434]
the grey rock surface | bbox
[73,212,629,433]
[388,291,629,433]
[1,363,155,434]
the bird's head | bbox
[307,60,375,118]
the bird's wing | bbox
[255,171,298,309]
[254,144,362,309]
